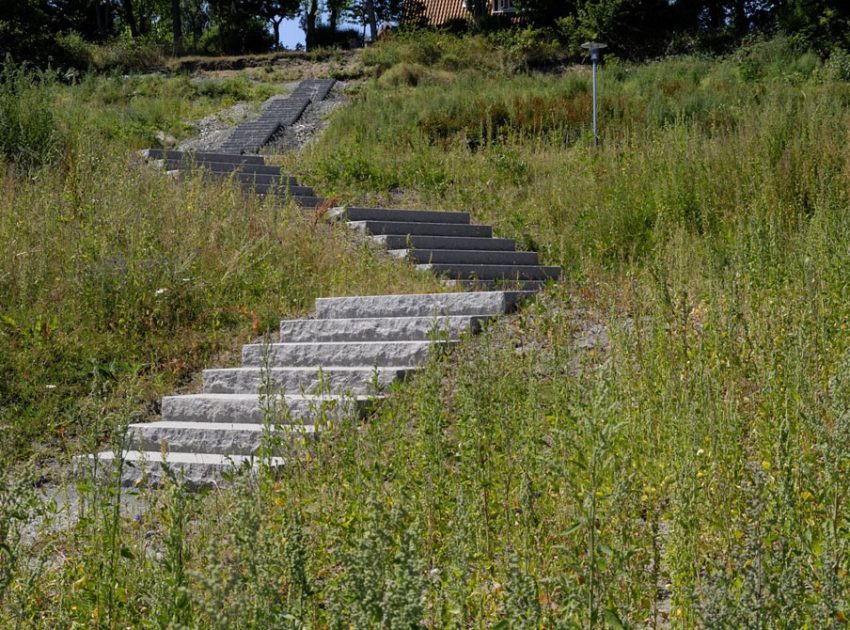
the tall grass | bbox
[5,35,850,626]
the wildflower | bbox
[155,288,167,296]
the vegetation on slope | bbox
[0,67,440,461]
[5,34,850,627]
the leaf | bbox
[604,608,628,630]
[120,545,135,560]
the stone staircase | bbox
[143,149,561,287]
[218,79,336,154]
[89,291,532,488]
[85,77,563,487]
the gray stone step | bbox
[240,181,314,196]
[419,263,561,281]
[391,248,539,266]
[202,366,413,395]
[280,315,485,342]
[145,149,264,165]
[329,207,470,224]
[87,450,283,488]
[443,279,548,292]
[160,159,293,180]
[372,234,517,251]
[242,340,453,368]
[349,221,492,238]
[127,421,314,456]
[314,291,534,319]
[162,393,374,424]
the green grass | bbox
[5,35,850,627]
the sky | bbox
[276,16,367,49]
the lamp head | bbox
[581,41,608,63]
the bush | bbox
[311,25,365,50]
[0,61,61,168]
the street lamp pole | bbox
[581,42,607,145]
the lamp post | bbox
[581,41,607,145]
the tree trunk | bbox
[273,18,282,50]
[306,0,318,50]
[364,0,378,43]
[124,0,139,37]
[172,0,183,54]
[330,5,339,32]
[733,0,747,37]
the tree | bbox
[259,0,299,48]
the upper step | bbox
[391,248,539,266]
[145,149,264,165]
[350,220,491,238]
[280,315,486,342]
[329,207,470,224]
[241,340,453,368]
[314,291,534,319]
[372,234,517,251]
[162,393,373,425]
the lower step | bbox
[162,393,374,424]
[83,451,284,488]
[202,366,415,395]
[418,263,561,281]
[128,421,315,455]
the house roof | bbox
[401,0,472,26]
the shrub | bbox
[0,61,61,168]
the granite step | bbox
[329,207,470,224]
[202,366,414,395]
[314,291,533,319]
[144,149,264,165]
[372,234,517,251]
[349,220,492,238]
[241,340,454,368]
[161,393,374,424]
[159,158,292,179]
[87,450,283,488]
[391,248,539,265]
[127,421,315,456]
[419,263,561,281]
[280,315,485,342]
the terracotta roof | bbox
[402,0,472,26]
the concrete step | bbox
[127,421,314,456]
[161,393,374,424]
[240,181,314,196]
[329,207,470,224]
[160,159,292,179]
[280,315,485,342]
[202,366,414,395]
[419,263,561,281]
[443,279,548,292]
[314,291,534,319]
[144,149,264,165]
[391,248,539,266]
[241,340,453,368]
[87,450,283,488]
[350,220,492,238]
[372,234,517,251]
